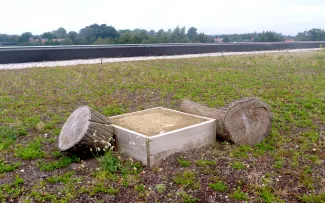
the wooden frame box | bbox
[110,107,216,167]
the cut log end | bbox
[59,106,91,151]
[180,98,273,146]
[224,98,272,145]
[58,106,115,155]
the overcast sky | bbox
[1,0,324,36]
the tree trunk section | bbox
[180,98,273,145]
[58,106,115,156]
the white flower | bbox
[90,148,93,152]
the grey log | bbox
[58,106,115,155]
[180,98,273,145]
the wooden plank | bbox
[148,119,216,166]
[113,125,148,165]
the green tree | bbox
[98,24,119,39]
[74,37,87,45]
[18,32,33,43]
[118,32,133,44]
[42,32,55,40]
[68,31,78,40]
[156,29,168,43]
[130,31,145,44]
[44,40,60,45]
[253,31,284,42]
[0,34,19,43]
[148,30,156,36]
[119,29,132,35]
[93,37,117,45]
[53,27,67,38]
[79,24,119,44]
[307,28,325,41]
[118,29,150,44]
[218,33,258,42]
[170,26,189,43]
[79,27,96,43]
[143,35,158,44]
[295,31,308,41]
[223,36,231,42]
[137,29,150,43]
[195,33,215,43]
[187,27,198,41]
[61,38,73,45]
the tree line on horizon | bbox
[0,25,214,46]
[1,24,325,46]
[217,28,325,42]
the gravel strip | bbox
[0,48,320,70]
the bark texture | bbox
[180,98,273,145]
[58,106,115,156]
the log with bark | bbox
[58,106,115,157]
[180,98,272,145]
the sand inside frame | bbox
[110,108,208,136]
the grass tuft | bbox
[14,138,45,160]
[98,151,121,173]
[299,193,325,203]
[46,171,75,184]
[173,170,197,188]
[230,187,249,200]
[259,188,284,203]
[37,155,80,171]
[178,158,191,167]
[231,161,245,170]
[209,181,228,192]
[0,161,21,173]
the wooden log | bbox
[180,98,273,145]
[58,106,115,156]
